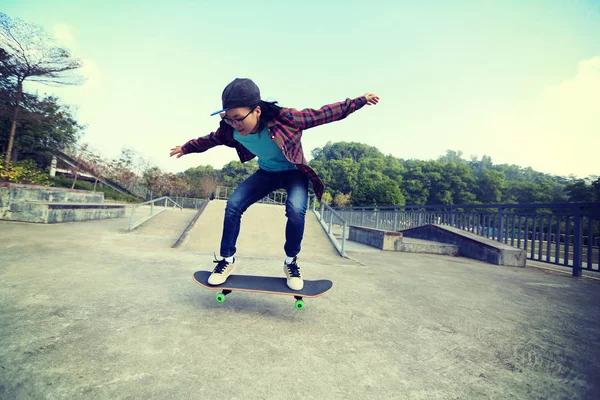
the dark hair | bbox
[257,100,283,128]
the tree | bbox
[351,160,405,206]
[475,169,505,203]
[565,179,596,203]
[333,192,351,208]
[400,160,429,205]
[142,166,163,195]
[198,175,218,198]
[592,177,600,202]
[220,160,258,187]
[326,158,359,195]
[468,154,493,178]
[502,181,554,204]
[437,149,465,164]
[0,12,83,167]
[320,192,333,206]
[444,163,477,204]
[311,141,383,163]
[1,93,84,166]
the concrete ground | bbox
[0,202,599,399]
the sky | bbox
[3,0,600,179]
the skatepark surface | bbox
[1,200,599,399]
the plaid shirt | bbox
[181,95,369,200]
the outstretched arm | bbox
[288,93,379,130]
[170,121,235,158]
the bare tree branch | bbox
[0,12,85,167]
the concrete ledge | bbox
[349,225,402,251]
[2,202,125,223]
[47,205,125,223]
[0,183,124,223]
[402,224,526,267]
[0,182,104,204]
[401,237,459,255]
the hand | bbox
[170,145,185,158]
[364,93,380,105]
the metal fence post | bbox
[573,207,583,277]
[129,208,136,231]
[320,201,324,221]
[497,207,504,243]
[393,209,398,231]
[342,221,347,256]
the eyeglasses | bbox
[222,107,256,126]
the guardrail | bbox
[128,196,183,231]
[333,202,600,276]
[310,195,348,257]
[166,196,208,210]
[215,185,287,205]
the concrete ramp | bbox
[181,200,340,262]
[402,224,526,267]
[128,208,199,247]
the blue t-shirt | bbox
[233,126,297,172]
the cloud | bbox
[534,56,600,139]
[80,58,101,90]
[53,24,77,49]
[474,56,600,178]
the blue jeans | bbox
[220,168,309,258]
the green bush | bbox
[0,156,51,185]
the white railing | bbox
[128,196,183,231]
[310,195,348,257]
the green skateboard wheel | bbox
[295,300,305,310]
[216,293,226,303]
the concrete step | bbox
[401,237,459,255]
[1,182,104,204]
[344,225,459,255]
[2,202,125,223]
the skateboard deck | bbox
[192,271,333,310]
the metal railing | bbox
[166,196,207,210]
[215,185,287,205]
[311,195,348,257]
[332,203,600,275]
[128,196,183,231]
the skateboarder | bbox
[170,78,379,290]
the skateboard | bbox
[192,271,333,310]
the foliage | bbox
[0,154,49,184]
[0,93,84,167]
[307,142,597,207]
[333,192,351,208]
